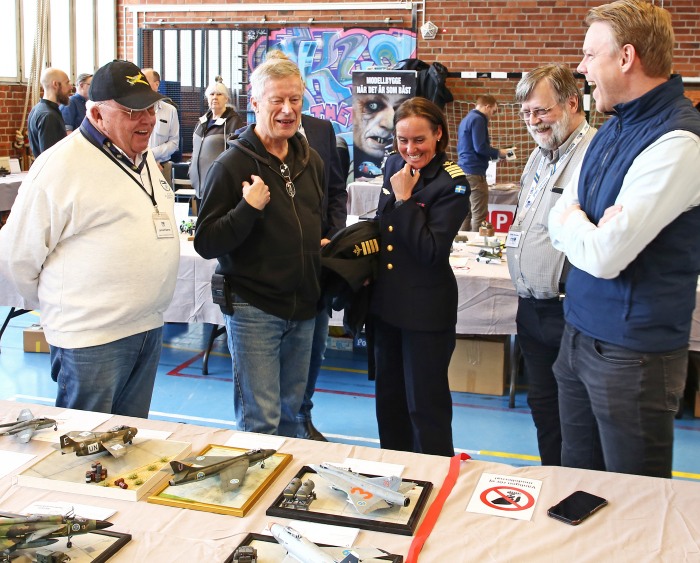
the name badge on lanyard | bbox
[153,212,174,238]
[506,229,521,248]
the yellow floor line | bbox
[480,450,542,462]
[672,471,700,480]
[322,366,369,374]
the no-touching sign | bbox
[466,473,542,521]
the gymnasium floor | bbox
[2,306,700,482]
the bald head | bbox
[142,69,160,92]
[40,68,72,106]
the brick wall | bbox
[0,85,32,162]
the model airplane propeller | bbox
[0,409,57,443]
[308,463,413,515]
[163,448,276,492]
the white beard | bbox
[528,110,572,151]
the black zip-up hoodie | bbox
[194,124,325,321]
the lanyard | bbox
[80,125,159,212]
[517,122,590,223]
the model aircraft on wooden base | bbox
[52,425,138,458]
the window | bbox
[0,0,116,84]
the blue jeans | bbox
[297,308,330,422]
[553,322,687,478]
[224,297,315,436]
[50,327,163,418]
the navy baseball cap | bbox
[89,60,164,110]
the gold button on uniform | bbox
[387,245,393,251]
[387,264,393,270]
[388,226,393,232]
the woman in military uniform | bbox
[370,98,470,456]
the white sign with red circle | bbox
[466,473,542,521]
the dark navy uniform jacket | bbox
[370,152,470,332]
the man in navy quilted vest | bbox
[548,0,700,478]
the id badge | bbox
[153,211,174,238]
[506,229,522,248]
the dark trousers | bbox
[373,315,455,457]
[516,296,565,466]
[553,322,687,478]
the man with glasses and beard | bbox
[507,64,596,466]
[27,68,72,157]
[0,60,179,417]
[194,57,325,437]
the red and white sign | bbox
[487,203,516,233]
[466,473,542,521]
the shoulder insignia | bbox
[382,188,390,195]
[388,150,398,156]
[455,185,467,194]
[354,239,380,256]
[444,163,466,179]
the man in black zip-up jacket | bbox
[194,58,325,436]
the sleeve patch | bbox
[455,185,467,194]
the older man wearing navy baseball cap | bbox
[0,60,180,417]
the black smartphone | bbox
[547,491,607,525]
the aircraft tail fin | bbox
[337,551,360,563]
[169,460,192,474]
[59,434,77,451]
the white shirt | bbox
[149,100,180,163]
[548,130,700,279]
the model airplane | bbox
[52,425,138,458]
[0,511,112,558]
[308,463,413,515]
[269,523,389,563]
[165,448,276,492]
[0,409,57,443]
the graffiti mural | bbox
[247,27,416,162]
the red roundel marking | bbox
[350,487,373,499]
[479,486,534,511]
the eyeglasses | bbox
[99,102,156,121]
[518,105,556,120]
[280,164,295,197]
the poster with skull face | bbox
[352,70,416,179]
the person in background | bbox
[190,78,245,209]
[61,72,92,132]
[371,98,470,456]
[508,64,596,466]
[549,0,700,478]
[456,94,508,231]
[194,57,324,436]
[0,60,179,417]
[27,68,71,157]
[143,68,180,186]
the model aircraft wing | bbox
[0,537,20,550]
[317,472,352,493]
[364,475,404,491]
[103,439,129,458]
[17,427,33,443]
[348,490,391,515]
[17,409,33,422]
[219,459,249,492]
[27,525,63,541]
[179,455,237,467]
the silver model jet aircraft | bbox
[0,409,57,443]
[53,425,138,458]
[269,523,390,563]
[308,463,413,515]
[165,448,276,492]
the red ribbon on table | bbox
[405,452,471,563]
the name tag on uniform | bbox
[153,212,174,239]
[505,230,521,248]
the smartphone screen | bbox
[547,491,607,525]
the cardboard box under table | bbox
[448,335,508,396]
[23,324,50,353]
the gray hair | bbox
[515,64,584,114]
[204,80,231,103]
[249,58,303,101]
[77,73,93,85]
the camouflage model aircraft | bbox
[165,448,276,492]
[0,409,57,443]
[0,511,112,558]
[52,425,138,458]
